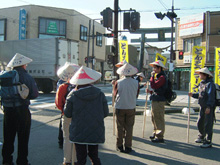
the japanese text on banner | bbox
[119,40,129,63]
[215,48,220,85]
[190,46,206,93]
[155,53,167,66]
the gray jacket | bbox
[64,86,109,144]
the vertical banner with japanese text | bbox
[190,46,206,93]
[215,48,220,85]
[155,53,167,66]
[119,40,129,63]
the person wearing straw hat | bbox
[146,60,167,143]
[188,67,216,148]
[55,63,80,165]
[2,53,38,165]
[135,72,146,89]
[113,63,139,153]
[64,66,109,165]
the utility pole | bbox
[169,0,174,81]
[113,0,119,77]
[87,20,91,67]
[138,33,145,72]
[92,20,95,69]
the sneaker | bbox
[124,147,132,153]
[200,140,212,148]
[116,146,124,152]
[151,138,164,143]
[149,134,155,139]
[195,137,204,143]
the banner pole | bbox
[112,87,116,136]
[142,81,149,138]
[187,82,191,143]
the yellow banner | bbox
[215,48,220,85]
[190,46,206,93]
[155,53,167,66]
[119,40,129,63]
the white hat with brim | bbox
[195,67,213,77]
[57,62,80,81]
[137,72,145,78]
[7,53,33,68]
[70,66,102,85]
[116,63,138,76]
[149,60,166,69]
[115,60,127,67]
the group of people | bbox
[1,53,217,165]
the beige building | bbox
[0,5,106,71]
[174,11,220,90]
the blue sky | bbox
[1,0,220,47]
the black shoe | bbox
[116,146,124,152]
[151,138,164,143]
[200,140,212,148]
[149,134,155,139]
[124,147,132,153]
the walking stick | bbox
[142,81,149,138]
[187,83,191,143]
[112,83,116,136]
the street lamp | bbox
[154,5,177,81]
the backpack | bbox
[215,84,220,106]
[164,79,177,103]
[0,70,21,104]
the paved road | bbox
[1,85,220,164]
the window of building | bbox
[38,17,66,38]
[183,37,201,53]
[80,25,87,41]
[0,19,6,41]
[96,32,102,47]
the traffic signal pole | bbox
[169,1,174,81]
[113,0,119,78]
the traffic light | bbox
[130,12,140,31]
[100,7,113,28]
[123,12,130,30]
[85,57,88,63]
[179,51,184,60]
[107,54,113,64]
[103,33,114,38]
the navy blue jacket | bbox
[64,86,109,144]
[192,77,216,108]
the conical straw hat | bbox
[116,63,138,76]
[57,62,80,81]
[70,66,102,85]
[136,72,145,78]
[7,53,32,67]
[149,60,166,69]
[115,60,127,67]
[195,67,213,77]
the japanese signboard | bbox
[155,53,167,66]
[179,13,204,37]
[19,9,27,40]
[215,48,220,85]
[190,46,206,93]
[119,40,129,63]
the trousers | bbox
[151,101,166,139]
[116,109,135,148]
[2,105,31,165]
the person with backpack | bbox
[188,67,216,148]
[55,63,79,165]
[146,60,167,143]
[64,66,109,165]
[1,53,38,165]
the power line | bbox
[157,0,169,11]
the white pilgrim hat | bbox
[7,53,33,68]
[70,66,102,85]
[115,60,127,67]
[116,63,138,76]
[149,60,166,69]
[57,62,80,81]
[137,72,145,78]
[195,67,213,77]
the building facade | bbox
[174,11,220,90]
[0,5,106,71]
